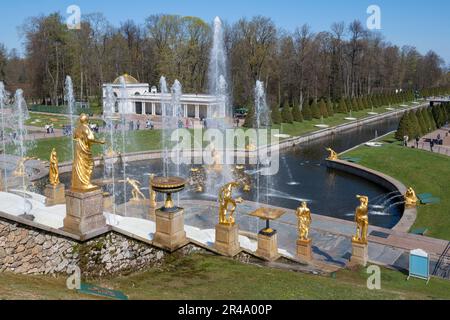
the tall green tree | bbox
[281,102,294,123]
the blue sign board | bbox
[408,249,430,283]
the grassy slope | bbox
[1,254,450,300]
[274,104,414,137]
[345,135,450,240]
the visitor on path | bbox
[50,123,54,134]
[403,135,409,147]
[430,140,435,152]
[136,120,140,130]
[415,137,420,148]
[45,124,50,134]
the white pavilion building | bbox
[102,74,225,119]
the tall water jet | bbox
[103,85,118,221]
[12,89,33,214]
[119,76,129,216]
[253,81,271,231]
[0,82,7,190]
[64,76,76,160]
[170,80,183,177]
[205,16,234,195]
[160,76,170,177]
[209,17,230,119]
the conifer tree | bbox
[326,99,334,117]
[292,103,303,122]
[271,103,282,125]
[337,97,347,113]
[281,102,294,123]
[310,100,321,119]
[319,99,328,118]
[302,101,313,120]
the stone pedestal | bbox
[153,208,187,252]
[350,240,368,267]
[63,189,106,236]
[256,231,279,261]
[296,238,313,261]
[44,183,66,206]
[215,224,240,257]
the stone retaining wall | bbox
[0,216,207,278]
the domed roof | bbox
[113,73,139,85]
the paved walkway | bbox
[409,125,450,156]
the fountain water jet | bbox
[64,76,76,160]
[12,89,34,215]
[102,85,118,223]
[0,82,7,190]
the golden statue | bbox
[404,187,418,206]
[49,148,60,186]
[352,195,369,244]
[149,174,157,208]
[120,177,146,202]
[218,182,243,225]
[13,157,37,177]
[296,202,312,241]
[211,147,223,173]
[326,148,339,161]
[71,114,105,192]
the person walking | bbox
[430,140,435,152]
[136,120,140,130]
[415,136,420,149]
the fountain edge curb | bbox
[325,159,416,233]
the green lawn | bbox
[26,112,104,129]
[345,134,450,240]
[275,103,415,137]
[1,254,449,300]
[9,129,163,162]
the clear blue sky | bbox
[1,0,449,64]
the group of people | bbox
[44,123,54,134]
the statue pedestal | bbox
[153,208,187,252]
[45,183,66,206]
[215,224,240,257]
[296,238,313,261]
[63,189,106,236]
[350,240,368,267]
[256,231,279,261]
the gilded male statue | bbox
[218,182,243,225]
[71,114,105,192]
[352,195,369,244]
[404,187,418,206]
[326,148,339,161]
[296,202,312,241]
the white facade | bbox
[102,75,225,119]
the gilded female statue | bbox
[296,202,312,241]
[352,195,369,244]
[71,114,105,192]
[49,148,60,186]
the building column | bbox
[184,104,188,118]
[195,104,200,119]
[152,102,156,116]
